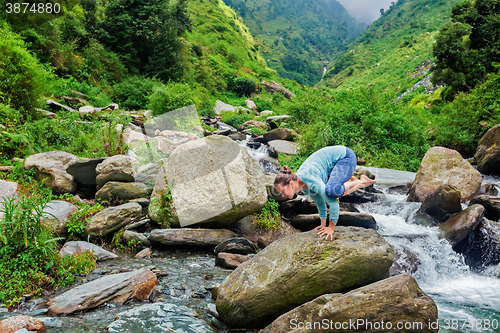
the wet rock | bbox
[261,81,296,99]
[66,158,105,186]
[261,273,438,333]
[263,128,297,142]
[416,184,462,225]
[474,123,500,175]
[232,215,300,248]
[473,183,499,197]
[60,241,120,261]
[267,140,297,155]
[228,132,247,141]
[387,184,411,195]
[289,212,377,231]
[390,245,421,275]
[469,195,500,221]
[439,204,485,247]
[41,200,78,236]
[95,155,138,190]
[214,237,257,255]
[134,248,152,259]
[216,227,394,328]
[259,157,280,174]
[340,188,379,203]
[87,202,143,238]
[408,147,482,202]
[215,252,250,269]
[149,228,237,247]
[106,302,216,333]
[47,268,158,314]
[455,218,500,269]
[148,135,267,228]
[123,230,151,247]
[24,151,80,194]
[95,181,149,202]
[0,315,45,333]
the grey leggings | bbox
[325,147,357,198]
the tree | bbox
[431,0,500,95]
[96,0,190,82]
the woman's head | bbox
[274,166,299,199]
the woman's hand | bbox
[317,224,336,241]
[312,218,327,231]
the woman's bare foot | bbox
[348,176,358,182]
[360,174,376,186]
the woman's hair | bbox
[274,165,297,186]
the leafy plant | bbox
[252,198,281,231]
[63,196,104,240]
[0,193,96,306]
[148,82,196,117]
[151,180,175,228]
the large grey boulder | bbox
[87,202,142,238]
[408,147,482,202]
[95,181,149,202]
[47,268,158,314]
[95,155,138,190]
[107,303,216,333]
[216,227,394,328]
[41,200,78,236]
[148,228,237,247]
[24,151,80,194]
[262,273,438,333]
[439,204,485,247]
[60,241,120,261]
[148,135,267,228]
[474,123,500,175]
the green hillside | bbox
[322,0,461,93]
[224,0,367,85]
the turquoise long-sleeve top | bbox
[296,146,347,225]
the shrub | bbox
[220,112,253,129]
[229,77,256,97]
[0,192,96,306]
[252,198,281,231]
[112,76,162,110]
[147,82,196,116]
[0,23,54,119]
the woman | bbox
[273,145,376,240]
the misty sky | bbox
[337,0,395,24]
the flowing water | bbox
[355,174,500,333]
[3,158,500,332]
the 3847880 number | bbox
[5,3,60,14]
